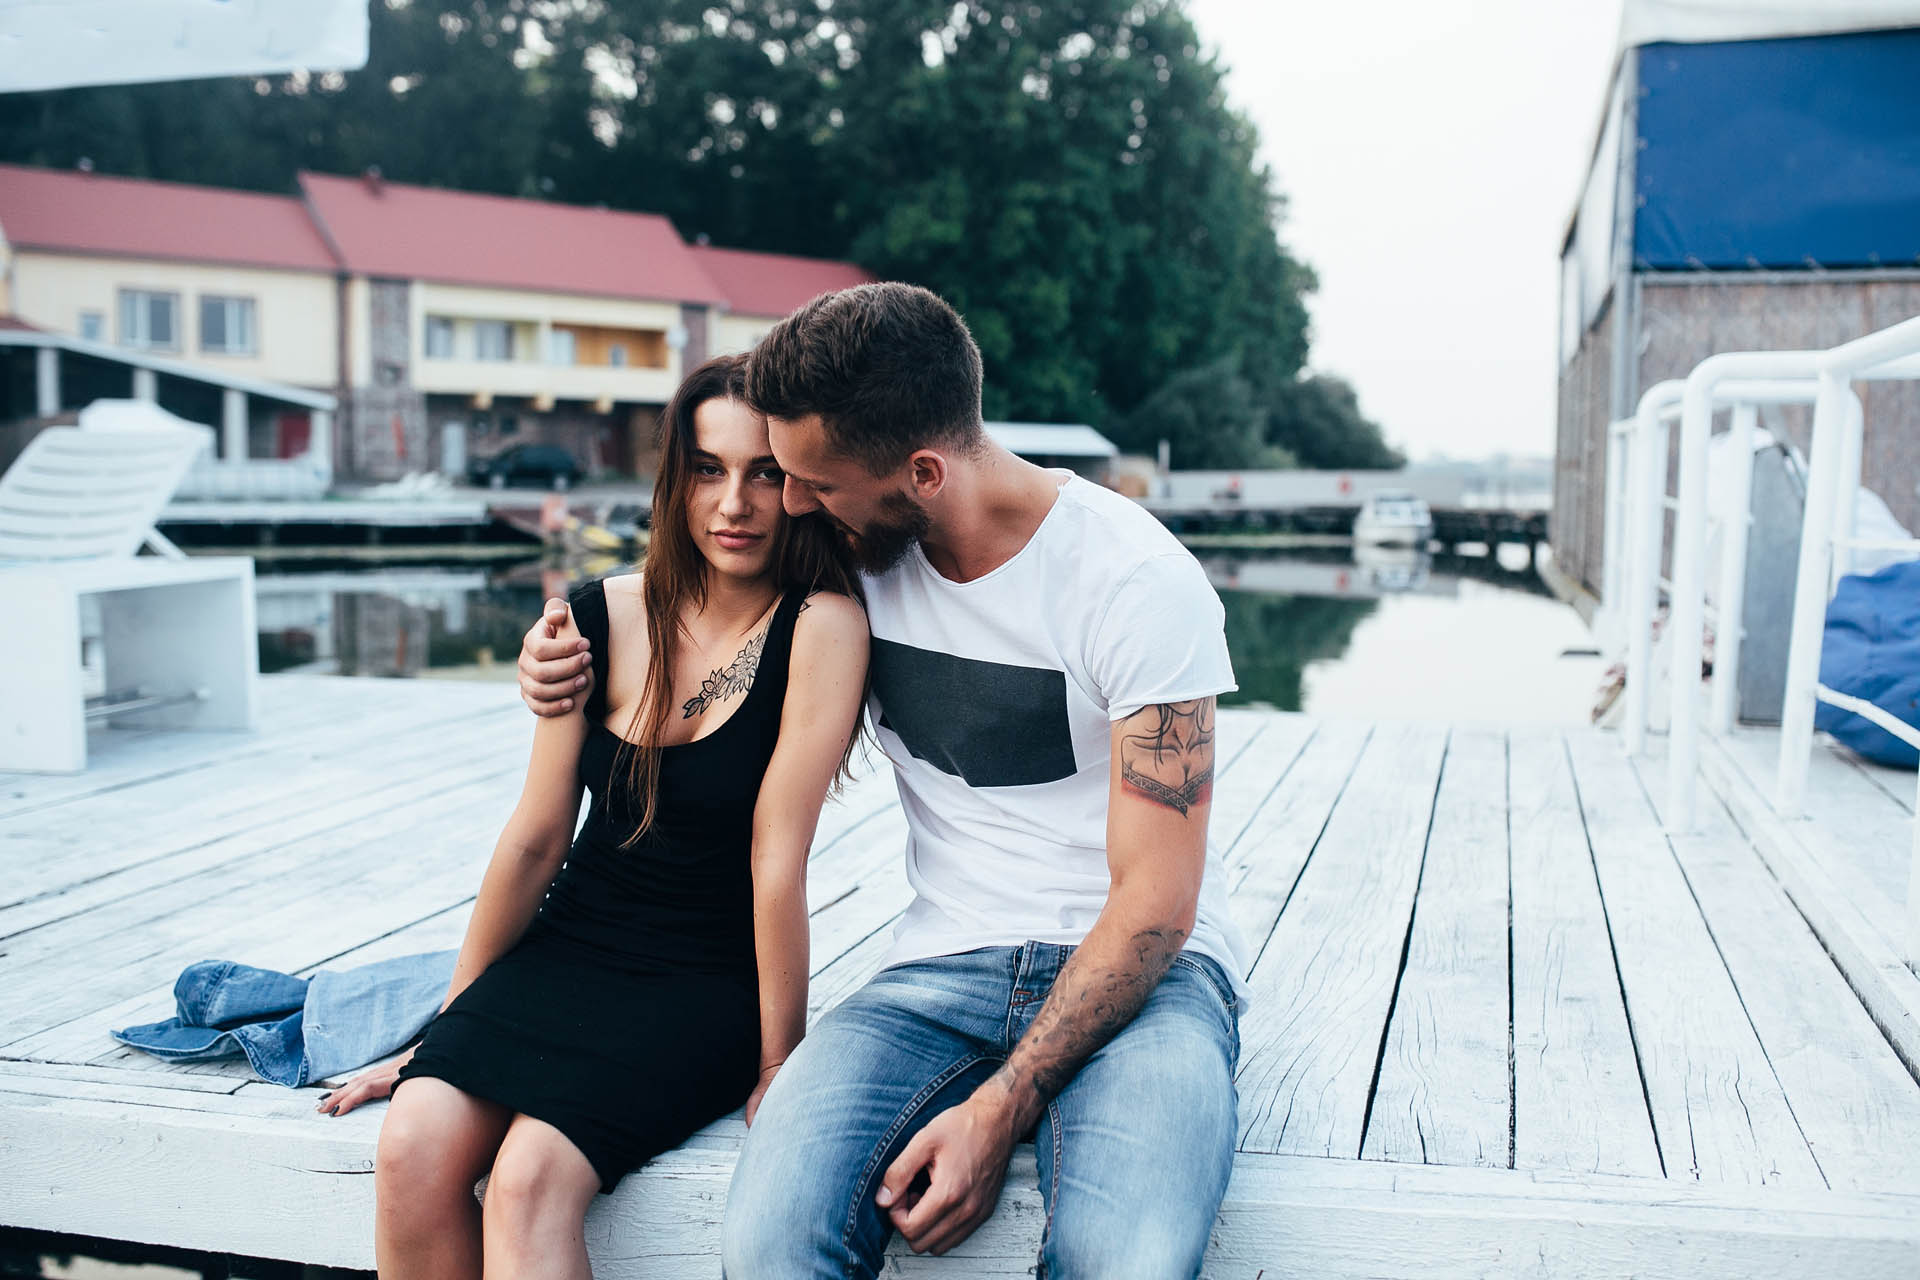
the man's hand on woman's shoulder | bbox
[519,596,593,716]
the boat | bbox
[1352,489,1433,547]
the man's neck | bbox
[919,445,1070,583]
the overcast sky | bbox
[1185,0,1625,462]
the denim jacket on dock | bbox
[112,950,456,1087]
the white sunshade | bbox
[0,0,368,94]
[1620,0,1920,48]
[984,422,1120,459]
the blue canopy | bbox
[1633,28,1920,269]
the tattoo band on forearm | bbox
[1118,698,1216,817]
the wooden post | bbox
[35,345,59,417]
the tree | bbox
[1266,373,1403,470]
[0,0,1395,469]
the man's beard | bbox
[843,491,931,574]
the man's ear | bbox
[907,449,948,501]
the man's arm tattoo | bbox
[1118,698,1216,817]
[681,627,768,719]
[992,925,1188,1107]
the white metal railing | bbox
[1612,316,1920,966]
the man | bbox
[517,283,1246,1277]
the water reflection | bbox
[255,544,1588,722]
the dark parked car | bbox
[467,444,582,491]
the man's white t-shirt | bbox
[862,474,1249,997]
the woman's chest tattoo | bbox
[681,626,769,719]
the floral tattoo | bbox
[681,627,768,719]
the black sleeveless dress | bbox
[395,579,805,1193]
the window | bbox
[77,311,104,342]
[199,295,257,355]
[498,412,520,437]
[425,315,455,359]
[547,328,576,365]
[607,342,627,367]
[474,320,513,362]
[118,289,178,350]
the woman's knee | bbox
[482,1123,598,1237]
[375,1082,497,1211]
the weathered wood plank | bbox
[0,719,527,941]
[1567,732,1823,1187]
[1235,720,1449,1157]
[8,1089,1920,1279]
[1363,725,1512,1168]
[1221,718,1372,967]
[1657,761,1920,1193]
[0,676,504,820]
[1507,726,1662,1179]
[1698,731,1920,1084]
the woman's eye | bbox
[696,464,724,477]
[754,468,784,483]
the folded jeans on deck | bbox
[111,949,456,1088]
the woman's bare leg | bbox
[376,1078,513,1280]
[480,1114,603,1280]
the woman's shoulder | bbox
[794,588,868,639]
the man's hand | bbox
[875,1095,1017,1255]
[519,596,593,716]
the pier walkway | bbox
[3,676,1919,1276]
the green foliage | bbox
[0,0,1394,468]
[1218,588,1376,710]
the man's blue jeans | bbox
[722,942,1240,1279]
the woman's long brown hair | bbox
[616,352,866,841]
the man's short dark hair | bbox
[744,282,986,475]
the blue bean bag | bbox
[1815,559,1920,769]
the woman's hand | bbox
[316,1047,416,1117]
[745,1059,784,1127]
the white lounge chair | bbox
[0,402,257,773]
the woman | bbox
[318,353,870,1280]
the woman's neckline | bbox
[595,580,788,751]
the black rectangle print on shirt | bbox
[869,638,1079,788]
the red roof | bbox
[0,164,340,273]
[299,171,727,306]
[691,245,876,318]
[0,314,44,332]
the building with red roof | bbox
[0,162,878,484]
[692,245,876,354]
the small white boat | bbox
[1352,489,1433,547]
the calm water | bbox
[255,546,1605,726]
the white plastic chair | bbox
[0,402,258,772]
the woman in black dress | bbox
[319,354,870,1280]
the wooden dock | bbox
[4,676,1919,1277]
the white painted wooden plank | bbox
[0,675,505,819]
[0,712,527,933]
[0,794,509,1052]
[1208,712,1315,860]
[1220,718,1373,968]
[1657,764,1920,1193]
[1507,726,1662,1179]
[1235,720,1449,1157]
[1567,731,1824,1188]
[1717,727,1916,913]
[1699,732,1920,1086]
[0,1059,243,1094]
[1362,726,1512,1169]
[8,1089,1920,1279]
[0,762,521,993]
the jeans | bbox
[722,942,1240,1279]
